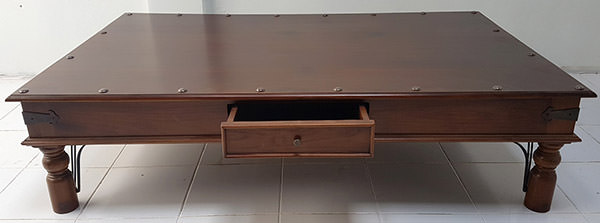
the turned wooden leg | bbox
[524,142,563,213]
[38,146,79,214]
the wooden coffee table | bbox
[5,12,596,214]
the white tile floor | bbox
[0,73,600,223]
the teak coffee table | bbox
[5,12,597,214]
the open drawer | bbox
[221,102,375,158]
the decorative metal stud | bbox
[493,29,500,32]
[322,14,328,17]
[256,87,265,93]
[528,53,536,57]
[420,12,427,15]
[575,85,585,90]
[126,13,133,16]
[411,86,421,91]
[98,88,109,93]
[67,55,75,60]
[18,89,29,94]
[293,136,302,146]
[177,88,188,93]
[333,87,343,92]
[492,85,503,91]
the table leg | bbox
[38,146,79,214]
[524,142,563,213]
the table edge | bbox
[5,91,597,102]
[20,134,580,147]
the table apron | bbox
[20,97,579,140]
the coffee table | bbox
[5,12,596,214]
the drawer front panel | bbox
[221,104,375,157]
[223,126,372,157]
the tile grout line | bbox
[74,144,127,221]
[0,152,39,195]
[556,183,586,217]
[277,158,284,223]
[0,104,18,121]
[437,142,484,222]
[176,143,208,222]
[580,126,600,145]
[584,215,595,223]
[363,158,383,223]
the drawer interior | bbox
[230,101,367,121]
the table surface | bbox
[7,12,596,101]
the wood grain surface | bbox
[6,12,596,102]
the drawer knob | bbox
[293,136,302,147]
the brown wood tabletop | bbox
[6,12,596,102]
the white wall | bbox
[1,0,599,75]
[0,0,148,75]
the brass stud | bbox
[293,136,302,146]
[18,89,29,94]
[411,86,421,91]
[98,88,109,93]
[256,87,265,93]
[575,85,585,90]
[492,85,503,91]
[67,55,75,60]
[333,87,343,92]
[177,88,188,93]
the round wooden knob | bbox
[293,136,302,146]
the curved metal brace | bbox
[70,145,85,193]
[513,142,534,192]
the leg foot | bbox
[524,142,563,213]
[39,146,79,214]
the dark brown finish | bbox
[22,135,222,146]
[5,12,595,102]
[524,142,563,212]
[4,12,597,214]
[21,101,226,137]
[370,97,579,135]
[20,134,579,147]
[38,146,79,214]
[20,97,579,139]
[221,105,374,157]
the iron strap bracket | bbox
[542,107,580,122]
[22,110,59,125]
[70,145,85,193]
[514,142,534,192]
